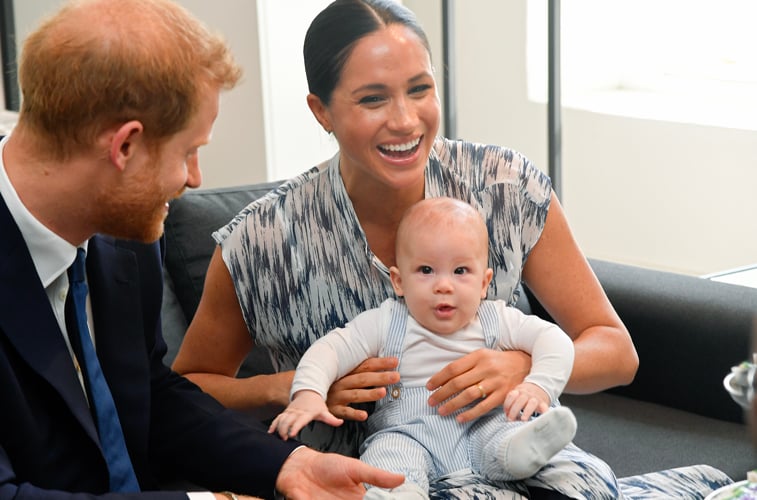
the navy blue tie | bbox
[68,248,140,492]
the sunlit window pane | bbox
[528,0,757,130]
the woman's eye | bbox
[410,84,432,95]
[359,95,385,105]
[419,266,433,274]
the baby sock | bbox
[498,406,577,479]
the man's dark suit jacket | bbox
[0,194,299,499]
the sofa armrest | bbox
[590,259,755,423]
[525,258,756,423]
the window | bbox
[0,0,19,134]
[527,0,757,131]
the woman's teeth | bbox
[380,137,421,154]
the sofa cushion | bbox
[163,182,282,376]
[562,392,754,481]
[164,182,282,322]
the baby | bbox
[270,197,578,499]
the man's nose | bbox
[186,154,202,189]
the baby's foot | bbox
[499,406,577,479]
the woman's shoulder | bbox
[212,158,335,243]
[430,137,551,201]
[254,158,336,209]
[432,137,539,178]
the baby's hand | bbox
[268,390,344,440]
[503,382,550,421]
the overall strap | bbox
[381,299,409,402]
[477,301,501,349]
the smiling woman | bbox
[172,1,638,499]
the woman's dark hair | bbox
[303,0,431,105]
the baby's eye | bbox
[454,267,468,275]
[419,266,433,274]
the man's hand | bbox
[213,494,261,500]
[276,447,404,499]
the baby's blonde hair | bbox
[395,197,489,262]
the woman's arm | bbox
[173,247,400,421]
[172,247,293,419]
[522,192,639,394]
[427,191,638,422]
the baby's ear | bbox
[389,266,404,297]
[481,268,494,298]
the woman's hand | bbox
[426,349,531,423]
[326,356,400,421]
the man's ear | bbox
[108,120,144,171]
[306,93,332,133]
[389,266,404,297]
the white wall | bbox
[255,0,338,181]
[11,0,270,186]
[179,0,268,187]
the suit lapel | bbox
[86,236,150,442]
[0,197,99,444]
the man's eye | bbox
[454,267,468,275]
[419,266,433,274]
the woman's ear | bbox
[306,93,332,133]
[390,266,404,297]
[108,120,144,171]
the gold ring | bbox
[477,383,487,399]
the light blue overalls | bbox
[359,300,622,499]
[360,300,526,491]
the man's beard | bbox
[94,159,170,243]
[101,196,165,243]
[98,195,167,243]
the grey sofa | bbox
[160,181,757,497]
